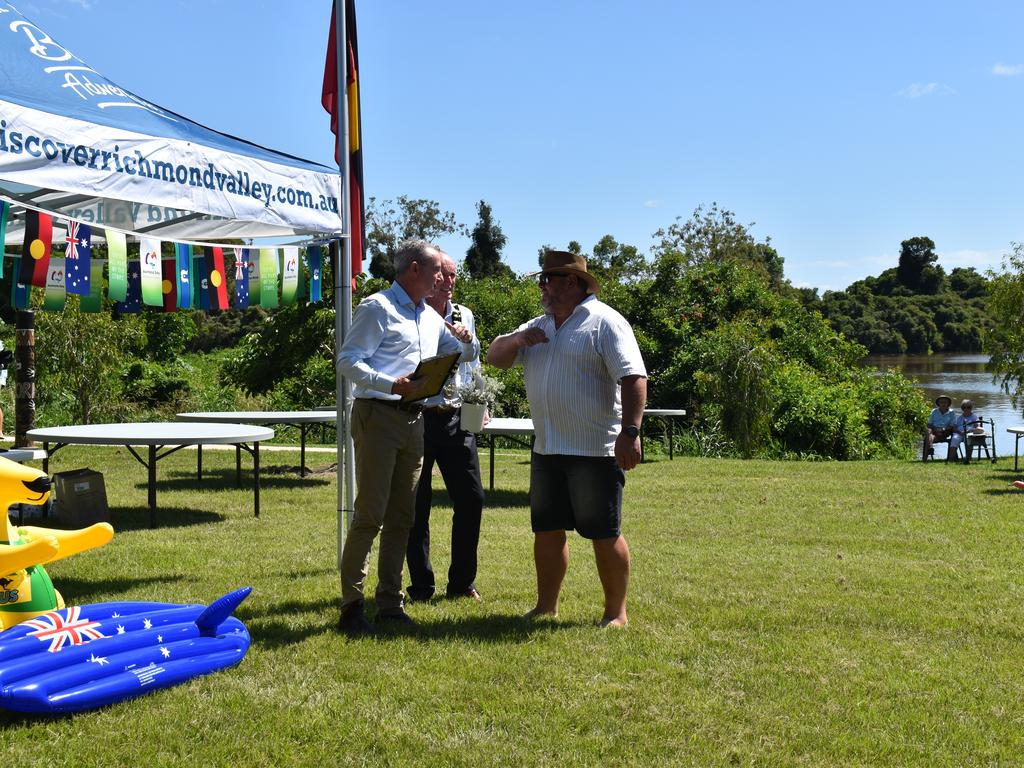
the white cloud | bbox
[992,63,1023,76]
[643,200,661,209]
[898,82,954,99]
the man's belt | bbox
[363,398,424,414]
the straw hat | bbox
[532,250,600,295]
[934,395,952,407]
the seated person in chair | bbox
[926,395,956,457]
[949,399,982,458]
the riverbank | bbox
[5,446,1024,764]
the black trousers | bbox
[406,408,484,599]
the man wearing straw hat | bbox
[487,250,647,628]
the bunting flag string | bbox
[234,247,250,310]
[117,259,142,314]
[43,257,66,311]
[259,248,279,308]
[307,245,323,303]
[139,237,163,307]
[161,258,177,313]
[20,210,52,288]
[106,229,128,301]
[281,246,299,306]
[205,246,229,311]
[247,249,260,307]
[64,220,92,296]
[175,243,192,309]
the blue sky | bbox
[16,0,1024,292]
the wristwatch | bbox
[623,425,640,439]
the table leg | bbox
[148,444,157,529]
[489,437,495,492]
[669,418,675,460]
[1017,433,1021,473]
[236,445,242,487]
[42,442,49,474]
[253,442,261,518]
[197,444,203,483]
[300,424,307,478]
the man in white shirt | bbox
[336,239,477,635]
[406,253,485,603]
[487,250,647,628]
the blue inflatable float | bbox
[0,587,252,715]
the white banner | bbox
[0,100,342,235]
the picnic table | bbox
[177,411,336,477]
[28,423,274,528]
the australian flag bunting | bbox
[116,260,142,314]
[235,248,250,309]
[63,221,92,296]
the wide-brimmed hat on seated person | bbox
[531,250,601,295]
[934,395,952,407]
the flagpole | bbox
[333,0,356,580]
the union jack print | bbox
[23,607,106,653]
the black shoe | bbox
[338,601,376,636]
[406,589,435,604]
[375,609,416,627]
[446,587,482,603]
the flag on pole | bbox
[235,247,250,309]
[19,209,52,287]
[43,258,65,311]
[175,243,192,309]
[80,262,104,313]
[106,229,128,301]
[307,245,323,302]
[323,0,364,287]
[162,258,177,313]
[204,246,229,310]
[64,221,92,296]
[117,260,142,314]
[139,237,163,306]
[0,201,9,278]
[259,248,279,308]
[281,246,299,305]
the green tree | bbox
[366,196,466,281]
[896,236,944,293]
[465,200,511,279]
[985,243,1024,409]
[35,298,143,424]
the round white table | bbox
[177,411,336,478]
[27,423,275,527]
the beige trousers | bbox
[339,399,424,611]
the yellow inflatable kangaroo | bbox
[0,456,113,629]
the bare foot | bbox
[598,616,628,629]
[1014,481,1024,490]
[522,606,558,620]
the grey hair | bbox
[393,238,438,275]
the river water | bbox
[865,353,1023,458]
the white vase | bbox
[460,402,487,433]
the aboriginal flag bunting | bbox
[204,246,229,310]
[19,209,52,287]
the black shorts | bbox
[529,453,625,540]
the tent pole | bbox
[334,0,356,586]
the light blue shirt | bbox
[928,407,956,430]
[422,301,481,408]
[337,282,477,401]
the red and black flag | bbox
[322,0,365,287]
[161,257,177,313]
[203,246,229,310]
[20,209,52,287]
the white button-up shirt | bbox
[514,295,647,456]
[422,301,481,408]
[337,282,477,401]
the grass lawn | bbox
[3,445,1024,766]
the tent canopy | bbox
[0,2,341,244]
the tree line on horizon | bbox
[7,195,1020,461]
